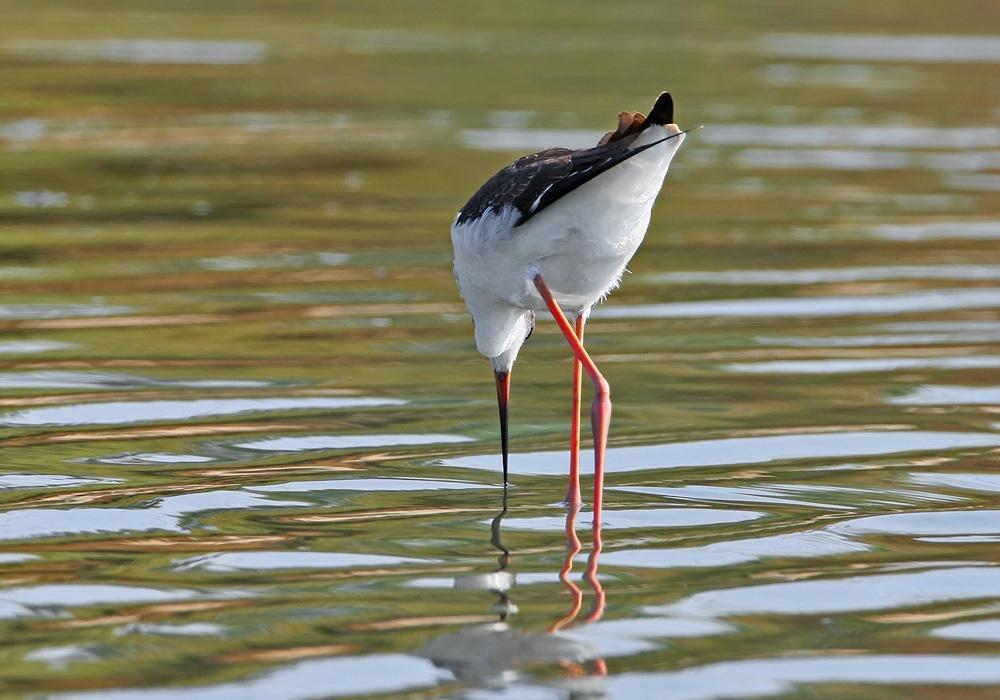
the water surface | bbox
[2,2,1000,698]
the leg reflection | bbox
[419,485,606,690]
[582,502,605,624]
[547,499,605,631]
[547,501,584,633]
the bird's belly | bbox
[454,210,651,318]
[531,224,645,308]
[513,194,652,311]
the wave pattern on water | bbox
[2,3,1000,699]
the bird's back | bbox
[451,92,687,360]
[453,125,684,312]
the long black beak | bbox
[494,370,510,485]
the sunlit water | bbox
[2,4,1000,699]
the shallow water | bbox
[2,2,1000,698]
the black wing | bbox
[455,147,574,227]
[455,132,678,228]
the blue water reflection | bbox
[648,264,1000,285]
[649,566,1000,618]
[501,507,762,531]
[442,430,1000,475]
[174,551,431,573]
[4,4,1000,698]
[606,654,1000,700]
[0,371,272,390]
[0,397,406,426]
[0,583,228,621]
[51,654,449,700]
[727,356,1000,374]
[0,472,123,490]
[0,491,308,541]
[251,477,487,493]
[599,530,868,569]
[932,620,1000,642]
[595,288,1000,319]
[832,510,1000,536]
[888,385,1000,405]
[237,434,472,451]
[0,303,134,320]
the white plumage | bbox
[452,118,685,371]
[450,91,690,508]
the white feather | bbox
[452,124,685,369]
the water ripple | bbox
[599,530,868,569]
[649,566,1000,618]
[237,434,472,451]
[251,477,487,493]
[596,288,1000,319]
[174,551,430,573]
[0,584,229,621]
[888,385,1000,405]
[761,33,1000,62]
[0,491,308,541]
[50,654,448,700]
[871,221,1000,240]
[702,124,1000,149]
[931,620,1000,642]
[0,340,78,354]
[726,356,1000,374]
[6,39,269,65]
[441,430,1000,475]
[0,371,273,390]
[0,397,406,427]
[607,654,1000,700]
[0,303,135,320]
[504,508,762,531]
[0,472,123,490]
[831,510,1000,536]
[648,264,1000,285]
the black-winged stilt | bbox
[451,92,691,520]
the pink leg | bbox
[566,314,586,505]
[533,273,609,527]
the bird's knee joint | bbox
[592,377,610,403]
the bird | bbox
[451,91,691,521]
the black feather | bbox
[646,92,674,126]
[456,131,682,228]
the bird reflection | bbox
[547,500,605,633]
[420,486,607,693]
